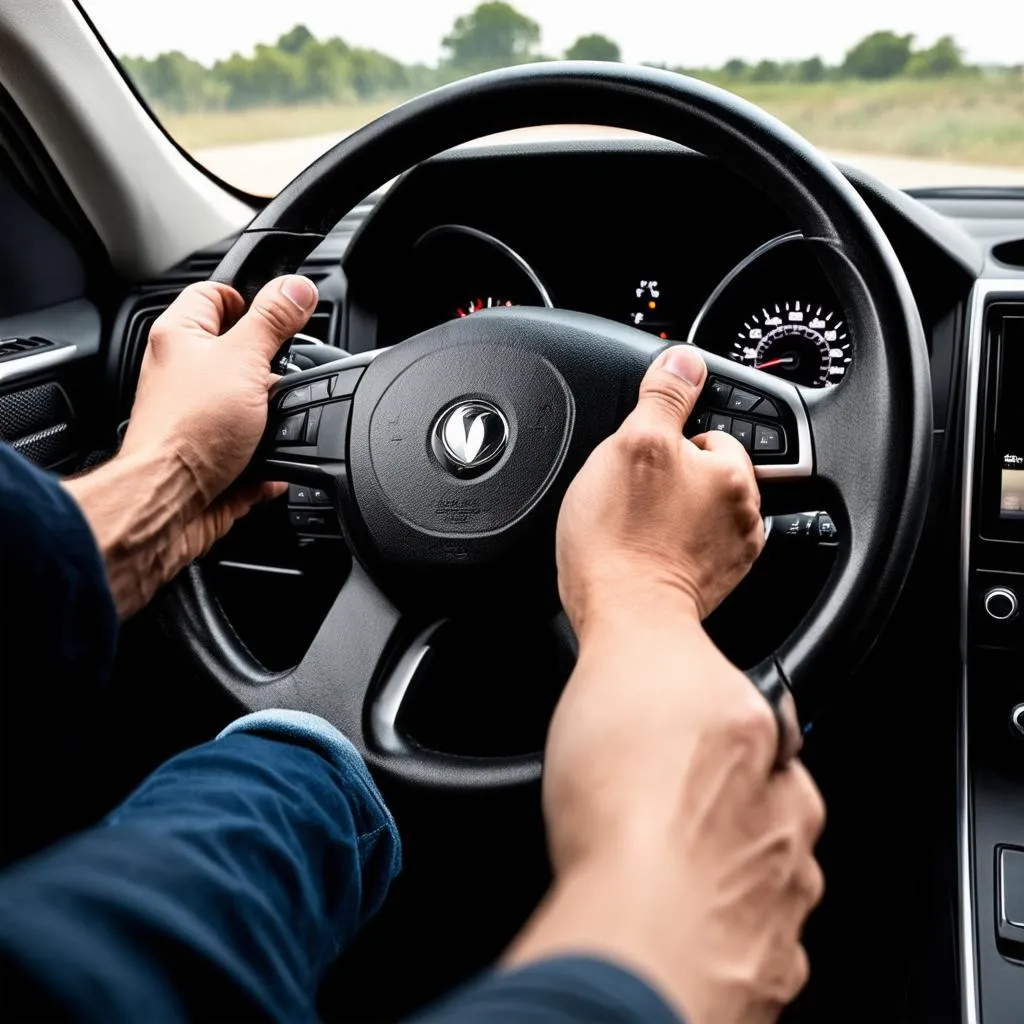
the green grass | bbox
[719,75,1024,166]
[159,76,1024,167]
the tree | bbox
[907,35,964,77]
[797,56,827,82]
[564,34,621,62]
[442,2,540,71]
[721,58,749,79]
[750,59,784,83]
[277,24,316,55]
[841,31,913,80]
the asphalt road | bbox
[194,125,1024,197]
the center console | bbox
[962,282,1024,1023]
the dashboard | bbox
[350,147,856,389]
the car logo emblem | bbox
[435,400,509,474]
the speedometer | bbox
[730,300,851,388]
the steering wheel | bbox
[167,62,931,790]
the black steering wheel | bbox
[166,62,932,790]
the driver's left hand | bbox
[122,275,319,505]
[67,275,318,617]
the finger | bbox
[626,345,707,436]
[224,275,319,363]
[152,281,245,340]
[691,428,751,462]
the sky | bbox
[83,0,1023,68]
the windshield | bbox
[85,0,1024,197]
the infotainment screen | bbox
[1001,465,1024,519]
[983,310,1024,539]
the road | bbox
[195,125,1024,197]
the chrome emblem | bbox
[435,400,509,473]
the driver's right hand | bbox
[510,345,825,1024]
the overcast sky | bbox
[83,0,1022,68]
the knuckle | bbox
[251,298,298,338]
[641,379,693,421]
[718,694,778,760]
[788,944,811,997]
[803,857,826,908]
[618,424,675,469]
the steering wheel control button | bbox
[281,385,311,410]
[730,419,753,450]
[434,400,509,476]
[754,397,780,418]
[754,424,782,453]
[309,379,331,403]
[707,378,733,407]
[816,513,838,543]
[289,485,311,505]
[275,412,307,445]
[984,587,1019,622]
[727,388,760,413]
[305,406,323,445]
[708,413,732,433]
[310,487,330,505]
[329,368,365,398]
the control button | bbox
[1000,847,1024,928]
[289,510,312,529]
[289,484,311,505]
[708,413,732,434]
[304,511,334,532]
[816,513,838,542]
[1011,704,1024,739]
[728,388,760,413]
[275,412,307,445]
[310,487,330,505]
[754,424,782,453]
[305,406,323,445]
[309,379,331,403]
[281,386,311,410]
[754,397,780,418]
[330,368,365,398]
[984,587,1019,622]
[730,418,753,450]
[689,410,708,434]
[708,379,733,408]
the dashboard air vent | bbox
[0,335,55,362]
[119,294,177,418]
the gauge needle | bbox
[754,357,796,371]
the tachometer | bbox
[456,296,515,317]
[730,300,851,388]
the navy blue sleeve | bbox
[0,711,401,1022]
[412,956,683,1024]
[0,444,118,861]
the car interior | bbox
[2,2,1024,1022]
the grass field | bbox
[160,75,1024,167]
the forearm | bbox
[508,597,781,1023]
[63,449,200,618]
[0,711,401,1022]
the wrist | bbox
[568,580,703,650]
[64,448,202,618]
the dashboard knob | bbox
[984,587,1019,622]
[1012,704,1024,739]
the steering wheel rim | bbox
[163,62,932,791]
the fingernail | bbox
[281,275,316,311]
[660,345,705,386]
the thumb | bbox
[628,345,707,434]
[225,275,319,363]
